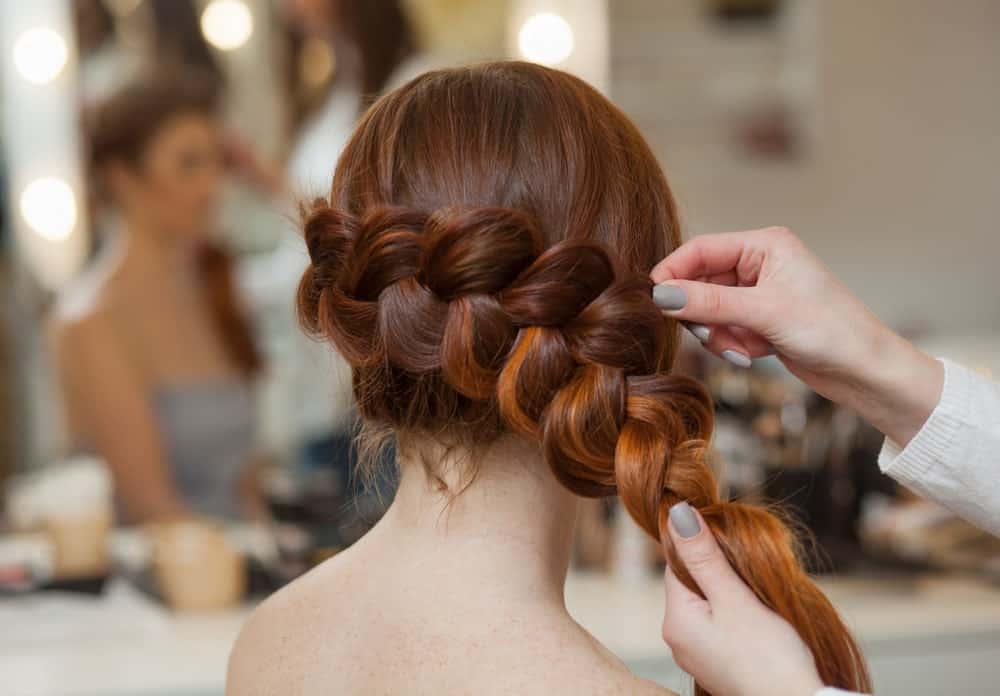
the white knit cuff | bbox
[878,357,966,487]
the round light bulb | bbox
[518,13,574,66]
[201,0,254,51]
[13,28,69,84]
[20,178,77,242]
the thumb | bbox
[667,502,757,608]
[653,280,771,336]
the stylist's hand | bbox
[662,502,825,696]
[651,227,942,446]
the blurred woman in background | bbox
[51,75,264,523]
[234,0,427,494]
[281,0,424,194]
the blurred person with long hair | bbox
[281,0,424,193]
[50,75,264,523]
[232,0,428,488]
[227,62,871,696]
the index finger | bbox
[650,230,761,284]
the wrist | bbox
[849,327,943,446]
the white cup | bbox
[149,519,245,611]
[38,458,113,579]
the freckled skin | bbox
[227,435,675,696]
[227,541,675,696]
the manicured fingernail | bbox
[685,323,711,343]
[653,283,686,311]
[722,349,752,368]
[669,502,701,538]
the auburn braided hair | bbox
[297,62,870,694]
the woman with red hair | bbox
[228,62,871,695]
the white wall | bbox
[612,0,1000,333]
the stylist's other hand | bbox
[651,227,942,446]
[662,502,824,696]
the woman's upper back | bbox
[227,540,675,696]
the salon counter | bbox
[3,573,1000,696]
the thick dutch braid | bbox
[299,199,870,694]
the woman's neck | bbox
[371,434,579,606]
[116,217,192,283]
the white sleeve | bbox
[814,689,868,696]
[878,358,1000,536]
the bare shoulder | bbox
[47,296,129,388]
[226,553,357,696]
[49,265,124,358]
[225,588,285,696]
[49,304,103,351]
[226,545,678,696]
[573,632,678,696]
[51,249,123,328]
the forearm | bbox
[116,475,189,523]
[842,326,943,447]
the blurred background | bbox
[0,1,998,695]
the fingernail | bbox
[653,283,687,311]
[685,322,711,343]
[669,502,701,538]
[722,349,752,369]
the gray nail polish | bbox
[669,502,701,538]
[686,323,711,343]
[722,349,752,369]
[653,284,687,311]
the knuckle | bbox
[661,617,676,644]
[681,542,717,572]
[766,225,802,250]
[700,284,724,316]
[661,615,685,647]
[747,289,776,320]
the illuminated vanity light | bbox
[518,12,574,66]
[20,178,78,242]
[13,28,69,84]
[201,0,254,51]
